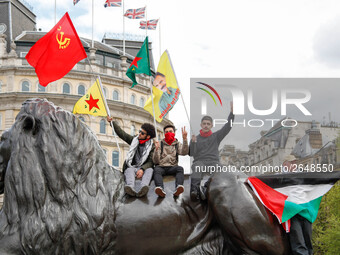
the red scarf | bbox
[164,132,176,145]
[139,138,150,144]
[200,129,212,137]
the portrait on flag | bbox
[144,50,180,122]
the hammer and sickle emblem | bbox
[56,26,71,49]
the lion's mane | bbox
[1,98,124,254]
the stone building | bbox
[0,1,172,207]
[220,118,339,176]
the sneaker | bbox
[190,190,200,202]
[137,185,149,197]
[124,185,137,196]
[155,186,166,198]
[173,185,184,197]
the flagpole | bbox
[149,77,158,140]
[145,5,148,39]
[54,0,56,25]
[97,76,121,154]
[158,18,161,59]
[85,58,122,157]
[92,0,94,48]
[166,50,193,135]
[123,0,125,55]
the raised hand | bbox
[155,140,160,151]
[181,127,188,140]
[107,116,113,123]
[191,135,197,143]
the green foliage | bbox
[312,182,340,254]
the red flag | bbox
[26,12,87,86]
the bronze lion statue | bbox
[0,99,290,254]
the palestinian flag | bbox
[247,171,340,232]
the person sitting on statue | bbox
[107,116,156,197]
[189,102,234,201]
[153,125,189,197]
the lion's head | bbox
[0,98,124,254]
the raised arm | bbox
[178,127,189,155]
[215,102,235,143]
[107,116,134,145]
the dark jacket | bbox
[189,112,234,163]
[111,121,154,171]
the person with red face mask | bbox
[189,102,234,201]
[152,125,189,197]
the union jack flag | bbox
[124,7,146,19]
[73,0,80,5]
[104,0,121,7]
[139,19,159,30]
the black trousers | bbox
[289,215,313,255]
[190,160,220,193]
[153,165,184,188]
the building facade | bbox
[220,118,339,176]
[0,1,171,207]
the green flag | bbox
[126,36,151,88]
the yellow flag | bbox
[144,50,180,122]
[73,79,108,116]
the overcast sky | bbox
[28,0,340,167]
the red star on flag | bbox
[85,94,100,111]
[129,57,142,68]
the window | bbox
[130,94,136,105]
[113,90,119,101]
[103,87,107,99]
[63,83,70,94]
[78,85,85,95]
[100,119,106,134]
[79,116,85,122]
[38,83,45,92]
[112,151,119,167]
[21,81,30,92]
[139,97,145,107]
[130,125,135,136]
[0,80,2,92]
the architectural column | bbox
[120,55,128,73]
[89,48,97,66]
[0,34,7,59]
[5,109,14,129]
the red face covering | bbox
[200,129,212,137]
[164,132,176,145]
[139,138,150,144]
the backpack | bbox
[161,141,179,162]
